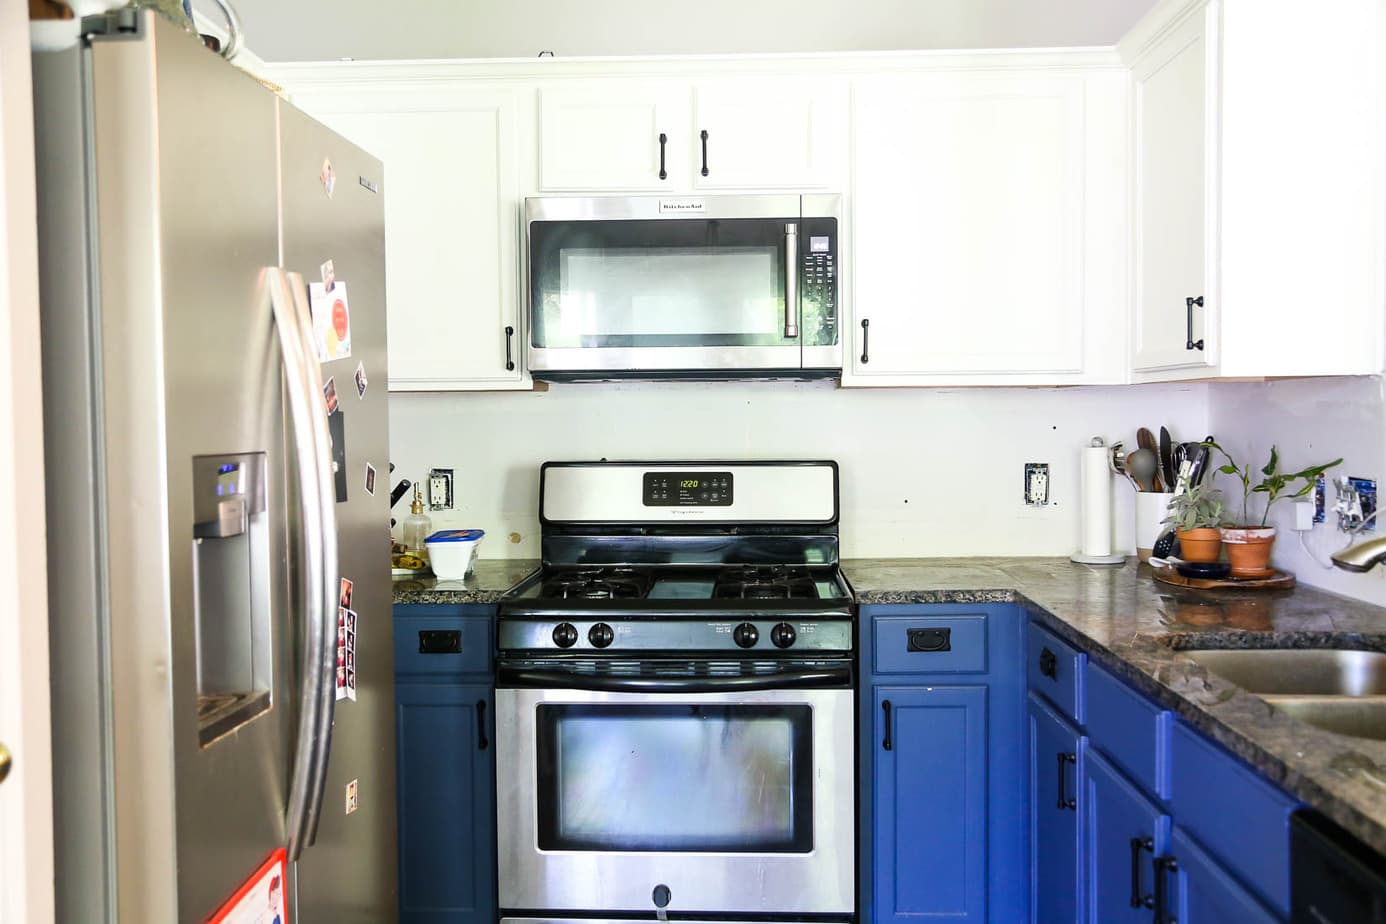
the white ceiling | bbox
[201,0,1161,62]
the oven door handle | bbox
[500,666,851,693]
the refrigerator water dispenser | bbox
[191,452,272,746]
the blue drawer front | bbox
[873,613,988,674]
[1085,662,1171,799]
[393,605,493,679]
[1169,721,1299,915]
[1027,621,1085,725]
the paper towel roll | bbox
[1079,443,1114,557]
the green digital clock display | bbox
[642,471,735,507]
[680,479,700,489]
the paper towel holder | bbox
[1071,436,1127,567]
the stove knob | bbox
[733,622,759,648]
[588,622,615,649]
[771,622,797,649]
[552,622,579,648]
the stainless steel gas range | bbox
[495,461,855,924]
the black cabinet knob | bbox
[588,622,614,648]
[733,622,759,648]
[771,622,797,648]
[552,622,578,648]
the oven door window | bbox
[535,703,813,852]
[529,219,795,349]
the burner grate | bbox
[713,565,820,601]
[541,566,653,600]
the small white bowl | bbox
[424,529,484,580]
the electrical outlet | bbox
[428,468,454,511]
[1024,463,1049,507]
[1335,475,1377,532]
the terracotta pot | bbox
[1176,527,1223,563]
[1221,526,1277,577]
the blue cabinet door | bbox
[1028,692,1083,924]
[1168,826,1281,924]
[873,685,988,923]
[396,682,496,924]
[1083,748,1170,924]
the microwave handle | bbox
[784,222,799,339]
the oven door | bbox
[525,195,840,377]
[494,684,854,916]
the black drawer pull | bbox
[882,699,893,751]
[504,325,516,371]
[658,132,668,181]
[1153,855,1178,924]
[1130,836,1155,909]
[418,630,461,654]
[475,699,488,751]
[1056,752,1077,810]
[700,129,709,177]
[1039,646,1058,680]
[860,318,870,364]
[1185,295,1205,351]
[907,628,951,652]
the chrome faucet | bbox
[1333,535,1386,573]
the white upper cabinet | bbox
[1130,7,1216,376]
[848,71,1124,385]
[692,81,844,189]
[537,83,688,192]
[1125,0,1383,381]
[535,77,845,193]
[286,83,529,391]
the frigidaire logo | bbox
[658,199,706,214]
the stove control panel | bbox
[643,471,733,507]
[498,618,852,653]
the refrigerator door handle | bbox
[269,268,340,861]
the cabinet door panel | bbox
[1170,826,1281,924]
[853,75,1085,376]
[538,84,685,191]
[873,685,987,923]
[692,81,842,189]
[1029,692,1082,924]
[1132,11,1216,373]
[396,683,496,924]
[315,91,526,390]
[1084,749,1169,924]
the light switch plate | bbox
[345,778,358,815]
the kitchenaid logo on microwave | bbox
[659,199,706,214]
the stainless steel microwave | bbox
[525,194,841,380]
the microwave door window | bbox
[530,219,794,349]
[534,703,814,853]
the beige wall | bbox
[0,0,55,920]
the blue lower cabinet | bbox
[873,685,988,922]
[1029,692,1082,924]
[396,681,496,924]
[1083,748,1170,924]
[1168,826,1281,924]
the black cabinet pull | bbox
[658,132,668,181]
[1129,836,1155,909]
[1185,296,1205,351]
[1039,646,1058,680]
[475,699,489,751]
[1056,752,1076,810]
[859,318,870,364]
[882,699,893,751]
[1153,855,1178,924]
[418,629,461,654]
[907,628,951,652]
[504,325,516,371]
[700,129,709,177]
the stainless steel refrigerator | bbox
[33,10,397,922]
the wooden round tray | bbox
[1151,564,1295,591]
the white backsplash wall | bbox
[388,381,1208,561]
[1208,376,1386,606]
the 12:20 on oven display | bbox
[642,471,734,507]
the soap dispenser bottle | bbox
[402,483,432,553]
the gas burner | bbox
[713,565,820,601]
[541,567,653,600]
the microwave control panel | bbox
[800,218,837,346]
[643,471,734,507]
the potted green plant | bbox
[1161,477,1226,563]
[1204,442,1342,577]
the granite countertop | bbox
[391,558,539,605]
[392,554,1386,852]
[845,556,1386,854]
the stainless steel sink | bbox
[1261,697,1386,742]
[1182,649,1386,697]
